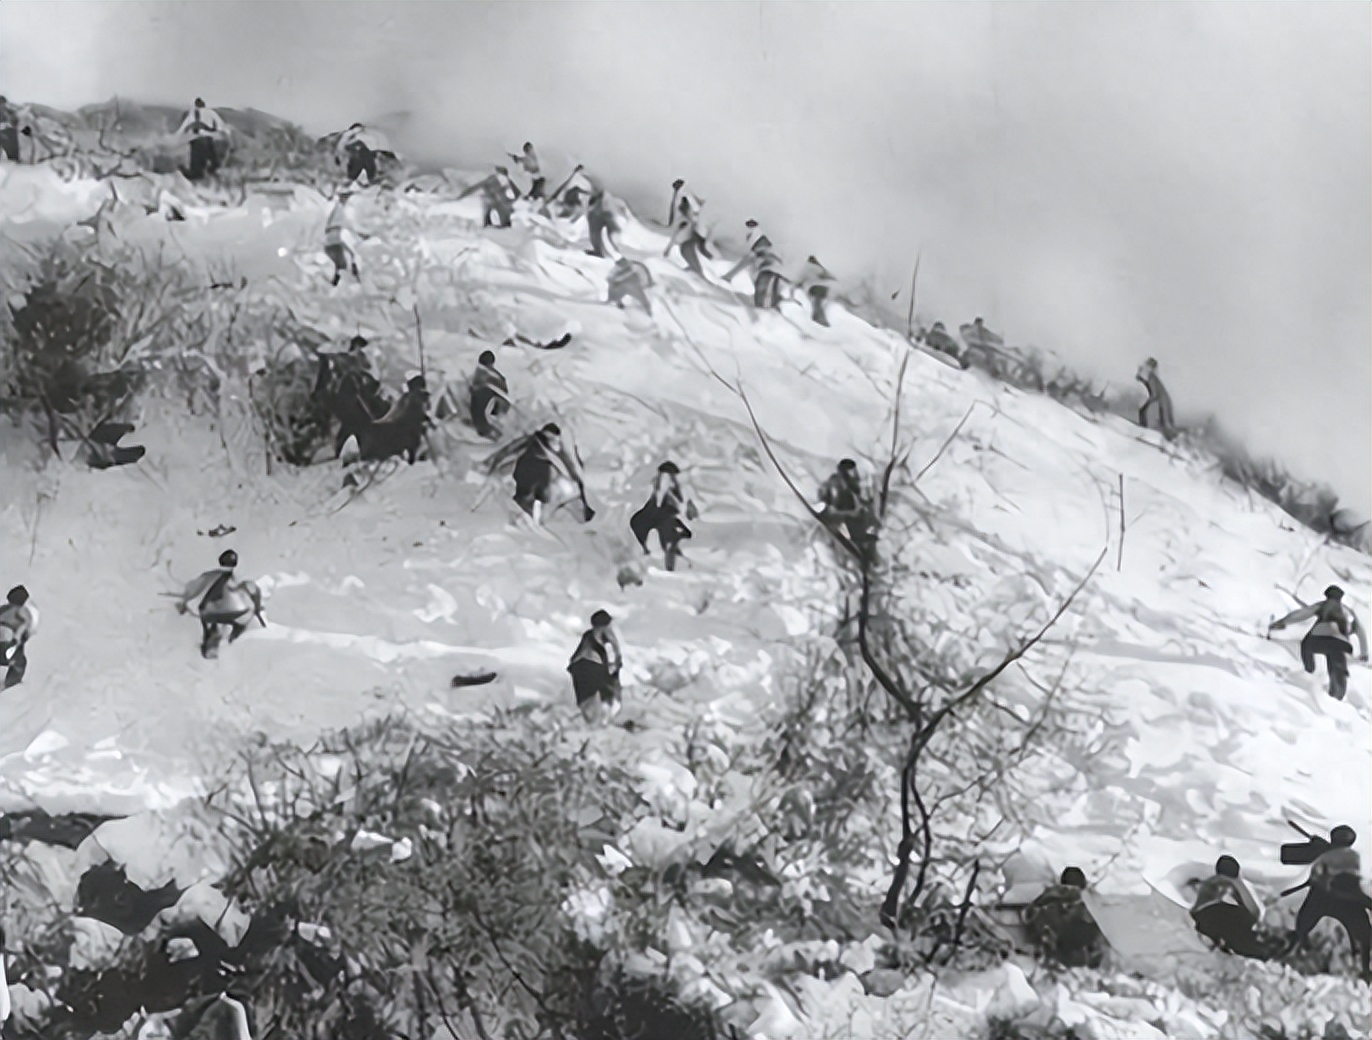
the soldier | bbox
[512,423,589,524]
[509,142,545,199]
[607,258,654,314]
[723,231,786,310]
[586,189,621,259]
[797,255,835,326]
[458,167,518,229]
[568,609,622,724]
[177,98,225,181]
[1024,866,1106,969]
[469,350,511,440]
[324,189,360,286]
[664,189,711,278]
[1189,855,1270,959]
[1134,357,1177,440]
[629,461,699,571]
[0,95,23,163]
[174,550,264,660]
[1268,585,1368,701]
[0,585,38,689]
[1283,825,1372,979]
[339,123,378,185]
[816,459,879,562]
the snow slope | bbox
[0,162,1368,1035]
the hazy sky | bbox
[3,2,1368,513]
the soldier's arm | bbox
[1270,603,1319,630]
[1352,616,1369,659]
[177,571,218,611]
[722,255,752,282]
[1235,878,1262,920]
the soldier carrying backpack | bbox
[1268,585,1368,700]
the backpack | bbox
[1317,599,1352,637]
[0,604,23,646]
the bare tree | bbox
[664,299,1107,941]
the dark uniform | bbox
[1025,875,1105,969]
[630,465,695,571]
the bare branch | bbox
[904,254,922,342]
[1116,473,1126,571]
[913,402,980,485]
[923,544,1107,737]
[878,347,912,521]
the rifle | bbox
[538,164,585,218]
[1281,819,1331,866]
[412,303,426,382]
[564,431,595,522]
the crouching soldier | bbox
[1284,825,1372,979]
[512,423,592,524]
[469,350,511,440]
[816,459,879,562]
[458,167,518,229]
[1025,866,1106,969]
[568,609,622,724]
[607,258,654,314]
[1190,855,1276,959]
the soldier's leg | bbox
[1299,636,1318,674]
[1327,648,1349,700]
[3,643,26,688]
[681,238,705,277]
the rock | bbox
[776,786,815,840]
[860,967,908,998]
[692,877,733,905]
[986,962,1040,1019]
[350,828,394,853]
[838,935,880,976]
[747,981,804,1039]
[7,983,53,1028]
[68,917,127,970]
[665,908,695,953]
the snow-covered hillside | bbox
[0,158,1368,1037]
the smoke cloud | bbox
[3,1,1367,511]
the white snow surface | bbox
[1,163,1369,1035]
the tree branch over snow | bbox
[726,311,1107,934]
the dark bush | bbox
[1,241,147,446]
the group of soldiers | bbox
[4,98,1369,996]
[1027,822,1371,981]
